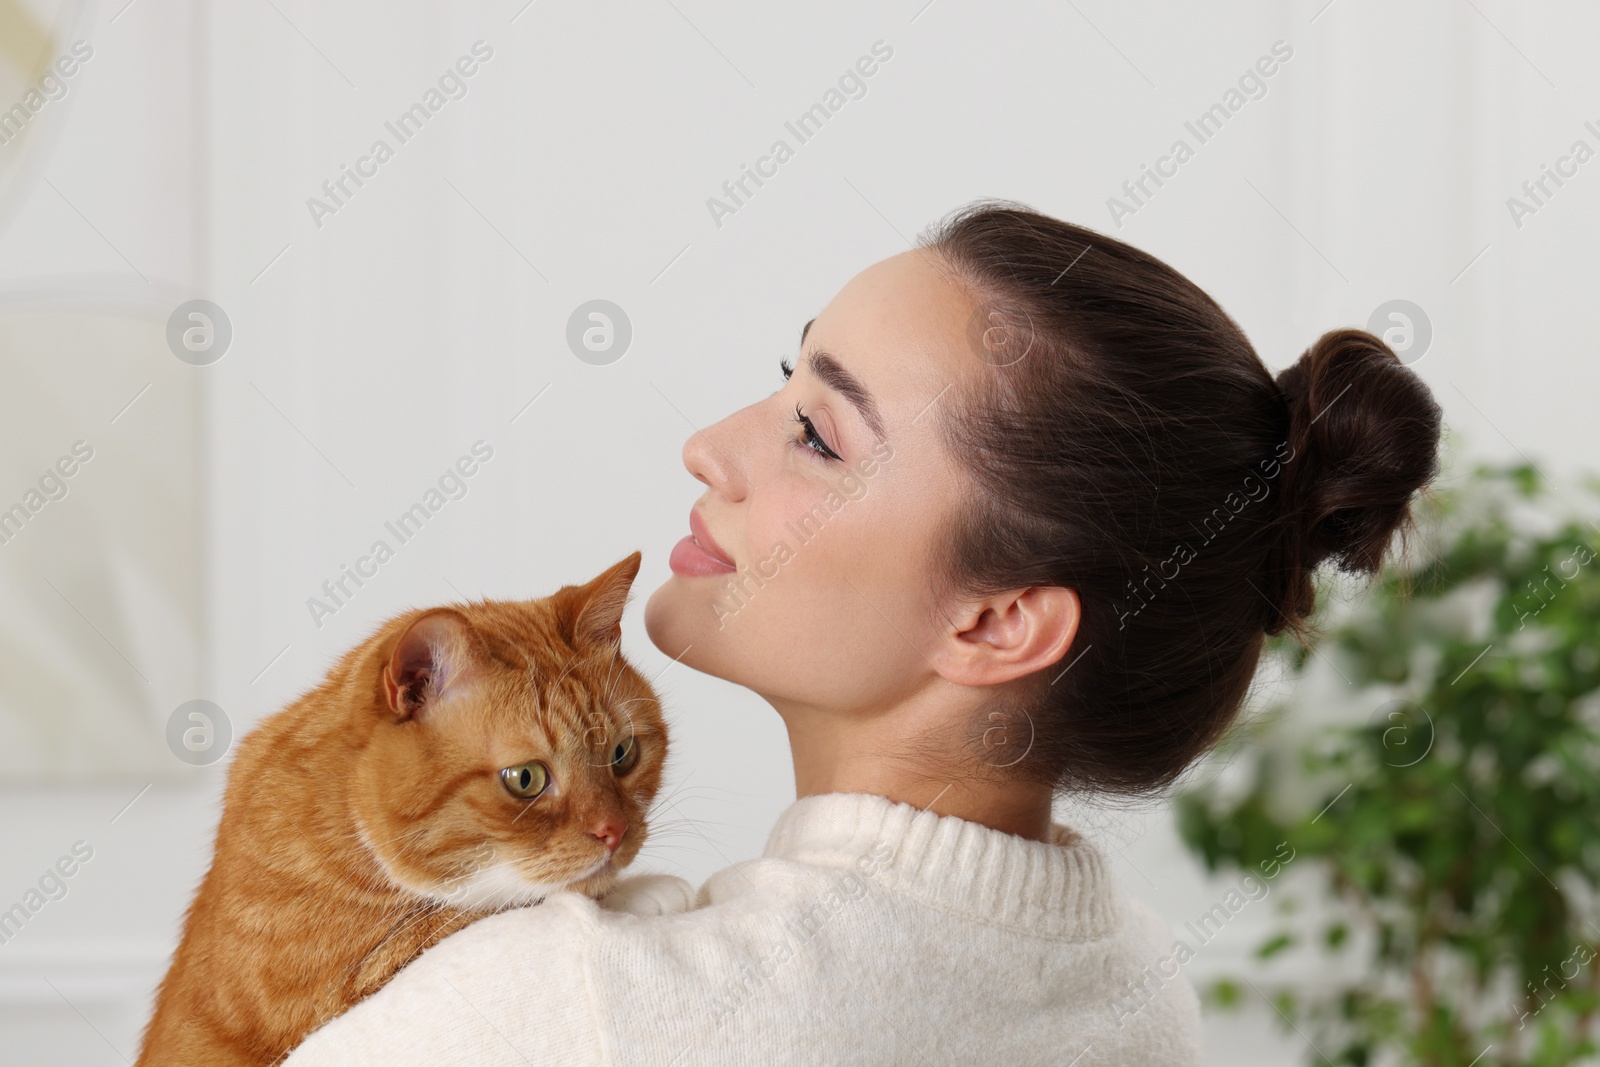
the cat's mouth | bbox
[561,853,627,898]
[570,854,614,883]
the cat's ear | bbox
[383,608,484,722]
[555,552,642,650]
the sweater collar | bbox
[761,791,1121,941]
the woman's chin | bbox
[643,580,698,661]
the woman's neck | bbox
[775,697,1056,843]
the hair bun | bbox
[1264,328,1443,632]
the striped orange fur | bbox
[136,553,667,1066]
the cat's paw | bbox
[597,873,696,916]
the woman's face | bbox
[644,249,985,714]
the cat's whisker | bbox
[647,792,754,821]
[646,783,694,817]
[636,841,720,860]
[645,774,727,815]
[649,819,748,844]
[636,843,725,868]
[633,828,712,845]
[653,780,759,802]
[638,815,733,838]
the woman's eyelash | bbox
[792,404,842,461]
[778,358,841,461]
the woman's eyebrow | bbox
[798,318,886,442]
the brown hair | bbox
[919,200,1442,795]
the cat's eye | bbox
[500,761,550,799]
[610,736,640,776]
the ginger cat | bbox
[137,553,667,1066]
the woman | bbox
[284,201,1442,1065]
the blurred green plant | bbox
[1176,461,1600,1066]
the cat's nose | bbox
[589,816,628,853]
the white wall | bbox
[2,0,1596,1064]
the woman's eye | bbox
[779,356,794,381]
[792,404,842,462]
[611,736,640,776]
[500,761,550,799]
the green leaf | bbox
[1256,933,1295,959]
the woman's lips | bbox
[669,508,737,577]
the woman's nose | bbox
[681,411,751,502]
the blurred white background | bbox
[0,0,1594,1063]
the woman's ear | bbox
[931,585,1081,688]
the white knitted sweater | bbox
[283,792,1203,1065]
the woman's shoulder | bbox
[281,873,716,1066]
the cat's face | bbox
[349,554,667,909]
